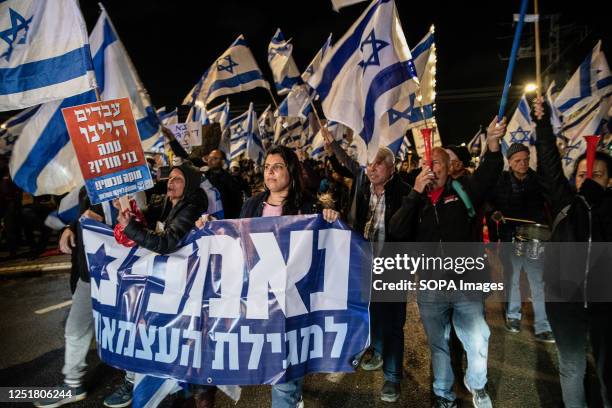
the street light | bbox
[524,83,538,93]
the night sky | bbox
[5,0,612,146]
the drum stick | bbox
[503,216,536,224]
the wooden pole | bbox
[534,0,542,98]
[266,88,279,110]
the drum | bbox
[513,224,551,260]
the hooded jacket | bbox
[124,162,208,254]
[534,108,612,305]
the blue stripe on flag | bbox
[6,106,40,127]
[0,46,93,95]
[411,34,434,60]
[12,90,97,193]
[361,60,417,144]
[316,0,390,100]
[207,70,265,98]
[597,76,612,90]
[518,99,531,122]
[136,106,161,141]
[91,19,119,94]
[387,134,404,155]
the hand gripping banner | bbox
[81,214,371,385]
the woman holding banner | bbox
[197,145,339,408]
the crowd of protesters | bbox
[1,97,608,408]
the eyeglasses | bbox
[264,163,287,173]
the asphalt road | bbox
[0,271,602,407]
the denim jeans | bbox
[271,377,303,408]
[62,279,94,387]
[418,297,490,401]
[506,253,551,334]
[369,301,407,383]
[547,302,612,408]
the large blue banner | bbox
[81,215,371,385]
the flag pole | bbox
[498,0,529,121]
[534,0,542,98]
[309,100,324,130]
[266,88,279,110]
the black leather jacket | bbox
[124,163,207,254]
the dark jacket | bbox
[389,150,504,243]
[534,109,612,304]
[124,163,207,254]
[240,191,319,218]
[328,140,411,242]
[70,187,104,293]
[488,169,548,241]
[206,167,243,219]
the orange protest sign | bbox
[62,97,153,204]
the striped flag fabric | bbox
[9,6,160,195]
[0,105,39,155]
[183,35,270,106]
[267,28,301,95]
[307,0,419,163]
[0,0,97,111]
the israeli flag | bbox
[206,100,230,131]
[559,100,609,177]
[276,83,314,119]
[397,134,412,160]
[503,95,537,169]
[274,116,302,145]
[200,176,224,219]
[183,35,270,106]
[379,26,437,155]
[186,103,208,125]
[244,104,265,165]
[331,0,369,12]
[44,186,80,230]
[309,129,327,159]
[0,0,97,111]
[258,104,275,142]
[308,0,419,163]
[545,81,563,136]
[228,106,251,160]
[268,29,301,95]
[554,41,612,118]
[467,126,486,158]
[9,6,160,196]
[302,34,333,83]
[0,105,39,155]
[132,374,181,408]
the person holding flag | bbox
[389,116,505,408]
[533,97,612,408]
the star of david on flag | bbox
[183,35,269,107]
[307,0,419,164]
[0,0,97,111]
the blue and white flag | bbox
[502,95,537,169]
[228,107,253,160]
[331,0,369,12]
[81,215,371,385]
[44,186,80,230]
[206,100,230,131]
[184,35,270,106]
[268,29,301,96]
[380,26,437,155]
[274,117,303,146]
[242,103,265,165]
[9,7,160,195]
[309,128,327,159]
[276,84,315,120]
[545,81,563,136]
[258,104,275,143]
[302,35,333,84]
[0,0,97,111]
[467,126,486,158]
[200,176,224,219]
[0,105,38,155]
[308,0,419,163]
[559,100,609,177]
[397,134,412,161]
[554,41,612,118]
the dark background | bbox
[4,0,611,146]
